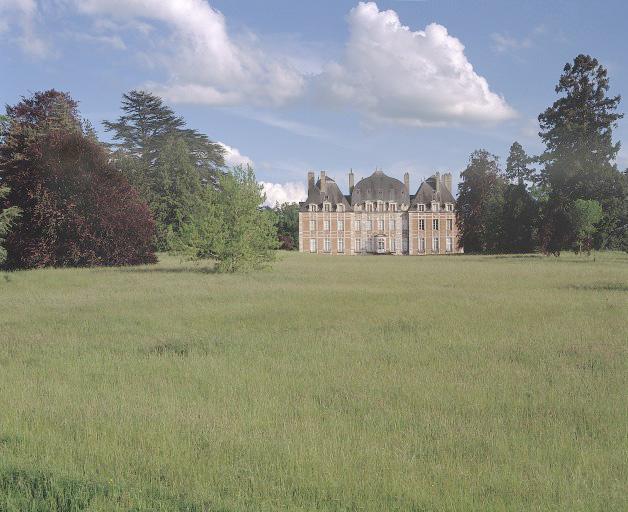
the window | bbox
[432,219,439,231]
[309,239,316,253]
[378,219,384,231]
[309,204,317,212]
[366,202,373,212]
[338,238,344,253]
[324,238,331,253]
[389,219,396,230]
[432,237,440,253]
[367,238,373,252]
[419,237,425,253]
[354,219,361,231]
[377,238,385,252]
[418,219,425,231]
[446,237,453,253]
[355,239,362,252]
[324,220,330,231]
[309,220,315,231]
[337,220,344,231]
[432,202,439,212]
[391,239,396,252]
[446,219,453,231]
[389,203,397,212]
[418,204,425,212]
[446,203,454,212]
[323,203,331,212]
[365,220,372,231]
[337,204,344,212]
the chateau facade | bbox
[298,170,462,256]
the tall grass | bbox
[1,252,626,511]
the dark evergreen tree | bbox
[0,186,20,265]
[500,182,537,253]
[505,141,535,184]
[456,150,506,253]
[104,91,225,249]
[537,54,625,253]
[273,202,299,250]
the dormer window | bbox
[337,204,344,212]
[445,203,454,212]
[309,204,318,212]
[418,204,425,212]
[366,202,373,212]
[389,202,397,212]
[377,201,384,211]
[323,202,331,212]
[431,202,439,212]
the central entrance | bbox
[375,235,386,254]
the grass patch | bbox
[0,251,626,511]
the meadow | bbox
[0,252,626,511]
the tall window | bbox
[432,202,439,212]
[355,219,361,231]
[324,220,330,231]
[337,220,344,231]
[419,237,425,253]
[389,219,396,230]
[338,238,344,253]
[391,239,396,252]
[446,237,453,253]
[309,220,315,231]
[377,238,385,251]
[378,219,384,231]
[365,220,372,231]
[418,219,425,231]
[355,239,362,252]
[418,204,425,212]
[309,239,316,253]
[324,239,331,253]
[446,219,453,231]
[432,237,440,253]
[324,203,331,212]
[432,219,439,231]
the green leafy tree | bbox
[0,186,20,265]
[456,150,506,253]
[568,199,603,254]
[273,202,299,250]
[104,91,225,249]
[501,182,538,253]
[505,141,535,184]
[194,165,278,272]
[538,54,625,253]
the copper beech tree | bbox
[0,90,156,269]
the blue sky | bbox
[1,0,627,204]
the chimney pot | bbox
[349,169,355,194]
[307,171,315,190]
[403,172,410,193]
[320,171,326,193]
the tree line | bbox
[0,90,281,272]
[456,55,627,255]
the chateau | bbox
[298,170,462,255]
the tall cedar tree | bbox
[104,91,225,250]
[538,54,627,253]
[0,90,156,269]
[505,141,535,184]
[456,150,506,253]
[273,202,300,250]
[194,165,278,273]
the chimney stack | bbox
[320,171,326,193]
[348,169,355,194]
[434,172,441,194]
[443,172,452,193]
[307,171,315,190]
[403,172,410,193]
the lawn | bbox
[0,252,626,511]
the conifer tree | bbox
[505,141,535,184]
[0,186,20,265]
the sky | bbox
[1,0,627,205]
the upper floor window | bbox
[433,219,439,231]
[378,219,384,231]
[418,219,425,231]
[309,220,316,231]
[337,220,344,231]
[417,204,425,212]
[365,220,372,231]
[389,219,396,230]
[324,220,330,231]
[354,219,361,231]
[446,219,453,231]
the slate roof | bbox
[351,170,409,206]
[410,177,455,206]
[300,177,351,211]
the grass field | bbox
[1,252,627,511]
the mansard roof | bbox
[410,176,455,206]
[351,170,409,206]
[301,177,351,211]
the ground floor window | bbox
[309,239,316,253]
[432,237,440,253]
[367,239,373,252]
[355,239,362,252]
[338,238,344,253]
[377,238,385,252]
[419,237,425,253]
[446,237,453,253]
[391,239,396,252]
[324,238,331,253]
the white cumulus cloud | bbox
[0,0,48,56]
[318,1,516,126]
[260,182,306,207]
[74,0,305,107]
[218,142,254,168]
